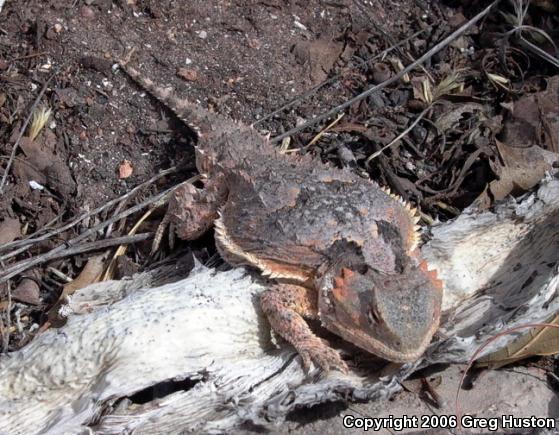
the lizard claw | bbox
[295,338,348,374]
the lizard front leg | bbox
[260,283,348,373]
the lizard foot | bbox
[295,337,348,373]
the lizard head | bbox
[317,254,443,363]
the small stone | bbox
[295,117,306,127]
[177,67,198,82]
[12,278,41,305]
[372,63,391,84]
[118,160,134,179]
[294,20,307,31]
[407,99,427,112]
[80,6,95,19]
[45,27,58,39]
[53,23,63,33]
[196,30,207,39]
[0,59,8,70]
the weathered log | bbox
[1,176,559,434]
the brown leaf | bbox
[47,255,106,325]
[176,68,198,82]
[0,217,21,245]
[63,255,106,296]
[292,35,344,85]
[434,102,485,132]
[477,315,559,369]
[118,160,134,179]
[14,134,76,197]
[501,76,559,152]
[12,278,41,305]
[473,140,559,208]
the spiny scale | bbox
[419,260,443,289]
[118,60,206,136]
[379,185,418,217]
[380,185,422,250]
[214,212,302,281]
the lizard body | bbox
[119,59,443,372]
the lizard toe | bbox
[296,338,348,374]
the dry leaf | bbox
[477,315,559,369]
[421,79,433,104]
[411,77,433,104]
[13,132,76,196]
[389,57,410,83]
[12,278,41,305]
[533,0,557,12]
[0,217,21,245]
[47,255,106,324]
[487,72,509,85]
[434,102,485,132]
[63,255,106,296]
[292,35,344,85]
[118,160,134,179]
[473,140,559,208]
[502,76,559,152]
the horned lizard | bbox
[118,58,443,372]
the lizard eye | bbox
[354,264,368,275]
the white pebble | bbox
[29,180,45,190]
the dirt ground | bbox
[271,363,559,434]
[1,0,559,431]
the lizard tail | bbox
[118,59,215,137]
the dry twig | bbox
[0,184,176,283]
[0,167,178,259]
[271,1,499,144]
[252,29,427,127]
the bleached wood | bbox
[1,177,559,434]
